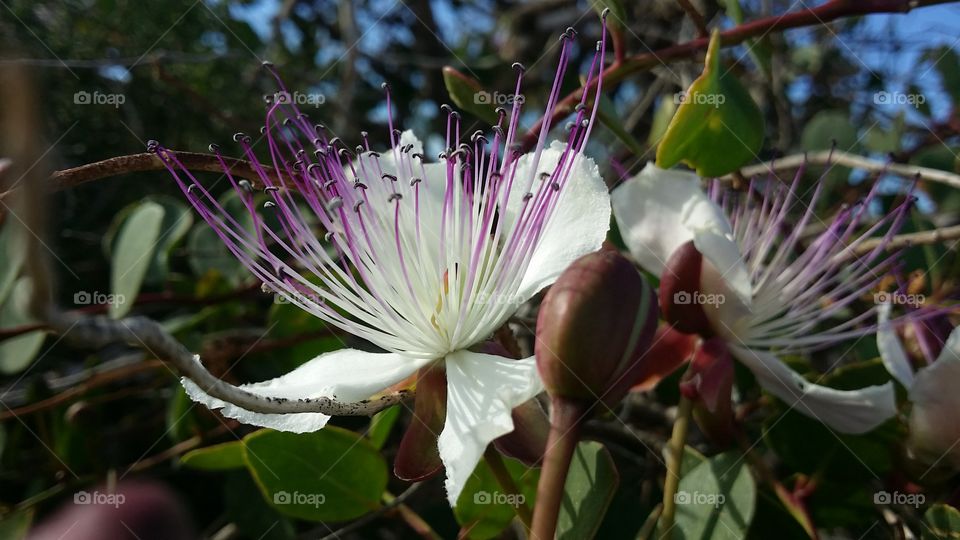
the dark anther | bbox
[233,132,247,143]
[360,130,368,138]
[324,231,335,242]
[388,193,403,203]
[329,137,342,148]
[238,180,254,192]
[492,126,504,138]
[264,186,279,193]
[354,181,368,190]
[355,145,364,154]
[368,151,381,158]
[261,60,274,68]
[353,200,365,212]
[539,172,551,180]
[338,148,352,159]
[523,192,533,201]
[264,201,277,209]
[440,103,452,114]
[410,177,421,186]
[314,148,327,158]
[512,62,526,72]
[381,82,391,91]
[146,140,160,153]
[411,152,424,160]
[575,103,586,112]
[382,173,397,182]
[187,184,199,194]
[307,164,321,175]
[326,197,344,211]
[315,123,326,132]
[550,182,560,191]
[260,126,267,134]
[323,180,336,189]
[495,106,507,117]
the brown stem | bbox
[676,0,710,38]
[531,397,586,540]
[52,152,276,192]
[518,0,949,153]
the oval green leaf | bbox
[656,31,764,177]
[557,441,620,540]
[243,427,387,522]
[110,201,165,318]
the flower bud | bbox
[659,241,713,336]
[536,250,658,407]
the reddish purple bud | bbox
[394,363,446,481]
[536,250,659,407]
[659,241,714,337]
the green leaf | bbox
[801,109,858,153]
[923,504,960,540]
[186,191,254,286]
[166,384,200,443]
[557,441,620,540]
[367,405,400,450]
[443,66,499,125]
[109,201,165,318]
[455,456,539,540]
[182,440,246,471]
[924,46,960,98]
[590,0,626,30]
[0,219,27,305]
[864,112,906,153]
[670,451,756,540]
[0,277,46,374]
[648,97,677,147]
[144,195,193,285]
[224,472,296,540]
[243,427,388,522]
[0,509,33,540]
[656,31,764,177]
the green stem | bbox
[659,396,693,539]
[483,447,534,532]
[531,397,585,539]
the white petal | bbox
[877,303,915,389]
[611,162,751,305]
[438,351,544,506]
[907,326,960,467]
[181,350,430,434]
[508,142,611,300]
[730,345,897,434]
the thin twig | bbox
[676,0,710,38]
[48,312,410,417]
[723,149,960,190]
